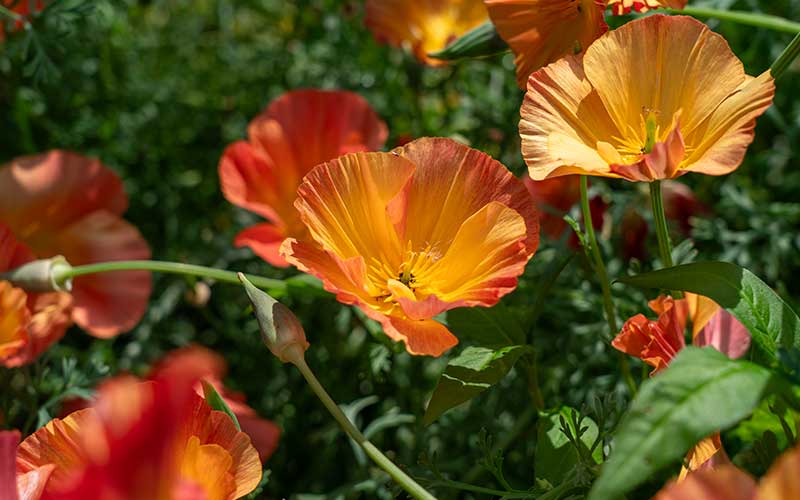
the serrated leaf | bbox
[446,305,525,348]
[588,347,780,500]
[536,407,602,485]
[202,380,241,431]
[424,345,532,425]
[617,261,800,364]
[427,21,508,61]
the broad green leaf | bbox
[424,345,532,425]
[427,21,508,61]
[446,305,526,348]
[617,261,800,363]
[536,407,602,485]
[202,380,241,430]
[588,347,779,500]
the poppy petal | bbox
[695,309,751,360]
[0,282,31,365]
[219,141,287,225]
[1,430,19,500]
[382,316,458,357]
[234,223,290,268]
[760,445,800,499]
[654,465,756,500]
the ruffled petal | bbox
[382,316,458,357]
[16,465,54,500]
[365,0,487,66]
[485,0,607,88]
[653,465,756,500]
[234,223,290,268]
[17,291,72,366]
[0,281,31,365]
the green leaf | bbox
[423,345,532,425]
[588,347,779,500]
[427,21,508,61]
[536,407,602,485]
[617,261,800,363]
[202,380,241,431]
[446,305,526,348]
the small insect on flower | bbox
[219,89,387,267]
[281,137,540,357]
[520,15,775,182]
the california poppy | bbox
[219,89,387,267]
[607,0,687,16]
[1,430,52,500]
[281,137,539,356]
[485,0,607,88]
[365,0,487,66]
[520,15,775,182]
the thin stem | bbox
[580,177,617,334]
[54,260,285,292]
[0,4,23,20]
[425,478,534,499]
[667,7,800,34]
[292,355,437,500]
[649,181,674,269]
[771,31,800,80]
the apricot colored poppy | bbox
[16,360,261,500]
[0,150,151,338]
[520,15,775,182]
[281,137,539,356]
[365,0,487,66]
[1,430,53,500]
[219,89,388,267]
[149,345,281,461]
[607,0,687,16]
[485,0,607,88]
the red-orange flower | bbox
[281,137,539,356]
[520,15,775,182]
[1,430,53,500]
[0,1,45,41]
[149,345,281,462]
[16,358,261,500]
[607,0,687,16]
[485,0,607,88]
[365,0,488,66]
[0,150,152,341]
[219,90,388,267]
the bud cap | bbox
[0,256,73,293]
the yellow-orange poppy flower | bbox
[0,151,151,339]
[16,359,261,500]
[520,15,775,182]
[365,0,488,66]
[485,0,607,88]
[2,430,53,500]
[219,89,388,267]
[607,0,687,16]
[281,137,539,356]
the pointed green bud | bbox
[0,256,73,293]
[238,272,309,364]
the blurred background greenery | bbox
[1,0,799,498]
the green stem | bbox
[667,7,800,34]
[0,4,23,20]
[54,260,285,292]
[771,31,800,80]
[292,355,437,500]
[649,181,674,269]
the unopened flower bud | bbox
[238,273,309,364]
[0,256,73,293]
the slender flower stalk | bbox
[649,181,674,269]
[52,260,286,292]
[666,7,800,34]
[771,31,800,80]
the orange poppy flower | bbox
[485,0,607,88]
[16,359,261,500]
[219,89,388,267]
[281,137,539,356]
[148,345,281,462]
[655,444,800,499]
[2,430,53,500]
[0,150,151,339]
[365,0,487,66]
[520,15,775,182]
[607,0,687,16]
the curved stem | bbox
[54,260,285,292]
[580,177,617,334]
[292,355,437,500]
[771,31,800,80]
[667,7,800,34]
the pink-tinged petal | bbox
[382,316,458,357]
[686,292,720,339]
[1,430,19,500]
[54,211,151,338]
[610,124,686,182]
[234,223,290,268]
[695,309,751,359]
[0,151,127,250]
[654,465,756,500]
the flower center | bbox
[366,242,442,311]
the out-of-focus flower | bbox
[607,0,687,16]
[149,345,281,461]
[485,0,607,88]
[16,356,262,500]
[520,15,775,182]
[1,430,53,500]
[0,1,45,41]
[365,0,487,66]
[655,444,800,499]
[0,150,152,340]
[281,137,539,356]
[219,90,387,267]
